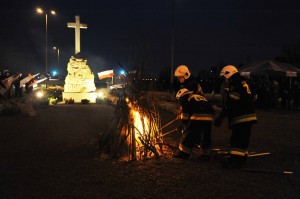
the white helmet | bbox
[174,65,191,79]
[220,65,238,79]
[176,88,194,99]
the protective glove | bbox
[213,117,223,127]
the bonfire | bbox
[97,69,174,161]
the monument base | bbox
[62,92,97,103]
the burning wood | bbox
[97,68,173,161]
[126,98,164,160]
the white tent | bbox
[239,60,300,77]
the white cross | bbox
[67,16,87,54]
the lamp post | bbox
[170,0,175,89]
[36,7,56,73]
[53,46,60,68]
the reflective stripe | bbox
[180,113,190,120]
[229,92,240,100]
[242,81,252,94]
[198,84,204,96]
[231,114,257,125]
[190,113,214,121]
[230,148,248,157]
[188,94,207,102]
[179,143,192,154]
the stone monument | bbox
[62,16,97,103]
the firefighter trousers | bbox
[231,122,252,150]
[180,121,212,153]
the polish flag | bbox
[98,70,114,80]
[28,77,47,88]
[20,73,40,88]
[0,75,20,95]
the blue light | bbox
[52,70,57,76]
[119,70,125,75]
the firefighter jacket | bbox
[180,76,204,96]
[180,94,215,125]
[222,73,257,126]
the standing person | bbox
[0,70,5,80]
[0,71,6,89]
[271,79,280,108]
[174,65,204,95]
[173,88,215,160]
[0,71,7,98]
[25,78,34,94]
[14,72,23,98]
[1,70,12,98]
[214,65,257,169]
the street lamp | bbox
[36,7,56,73]
[53,46,60,68]
[170,0,175,89]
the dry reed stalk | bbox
[97,68,173,161]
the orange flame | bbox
[125,98,162,160]
[131,108,150,145]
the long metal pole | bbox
[57,48,60,68]
[45,14,48,73]
[170,0,175,87]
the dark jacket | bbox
[223,73,257,126]
[180,76,204,96]
[180,94,215,125]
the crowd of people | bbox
[249,76,300,110]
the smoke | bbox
[83,52,110,73]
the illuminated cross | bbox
[67,15,87,54]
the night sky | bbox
[1,0,300,77]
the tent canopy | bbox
[239,60,300,77]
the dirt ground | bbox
[0,103,299,199]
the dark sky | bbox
[1,0,300,77]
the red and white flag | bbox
[98,70,114,80]
[28,77,47,88]
[20,73,40,88]
[0,75,20,96]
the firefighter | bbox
[14,72,23,98]
[214,65,257,169]
[174,65,204,95]
[173,88,215,160]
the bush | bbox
[81,99,90,104]
[64,98,74,104]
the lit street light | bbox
[36,7,56,73]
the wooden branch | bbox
[159,118,177,131]
[158,129,178,138]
